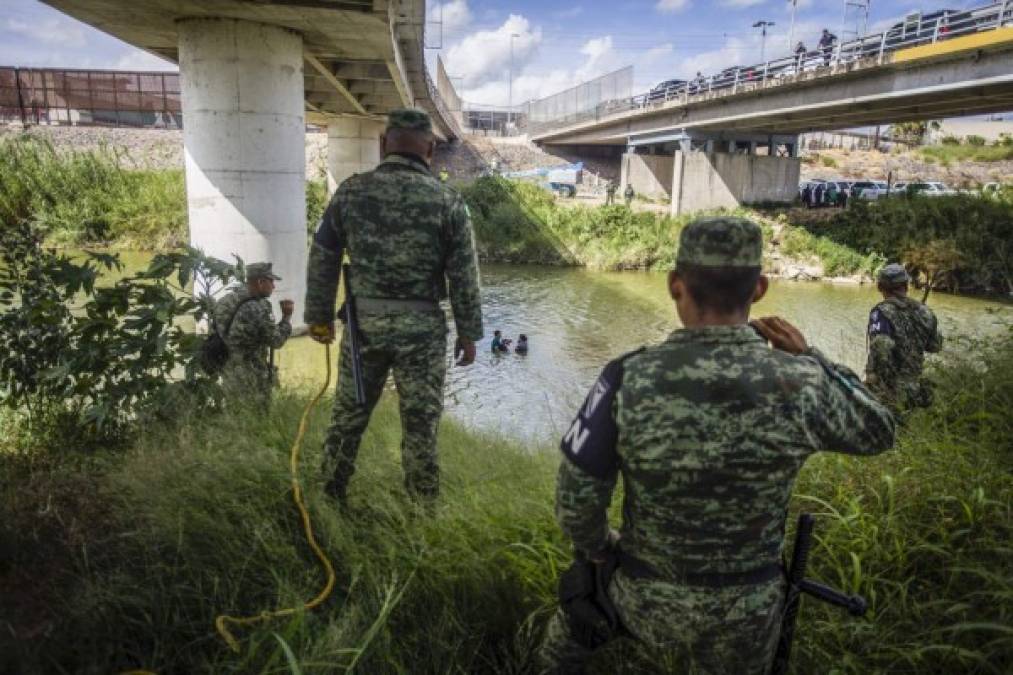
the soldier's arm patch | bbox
[560,357,624,480]
[868,308,894,339]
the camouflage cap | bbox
[676,216,763,268]
[386,108,433,134]
[877,263,910,284]
[246,262,281,281]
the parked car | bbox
[851,180,889,200]
[906,181,954,196]
[884,9,972,48]
[648,79,687,102]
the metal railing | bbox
[525,0,1013,137]
[0,67,182,128]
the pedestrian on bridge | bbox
[304,108,484,507]
[794,41,808,71]
[819,29,837,66]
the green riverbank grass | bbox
[0,137,329,251]
[3,331,1011,674]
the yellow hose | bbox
[215,343,336,653]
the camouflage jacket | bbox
[557,325,896,577]
[304,153,483,341]
[865,295,942,396]
[213,288,291,377]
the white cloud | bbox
[640,44,674,67]
[444,14,542,89]
[4,17,87,47]
[430,0,473,33]
[655,0,691,13]
[722,0,766,7]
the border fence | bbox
[522,67,633,133]
[0,67,182,128]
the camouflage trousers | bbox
[538,570,784,674]
[323,312,447,501]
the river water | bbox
[258,263,1008,445]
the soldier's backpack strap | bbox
[560,347,645,480]
[222,296,260,338]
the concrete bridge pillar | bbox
[327,118,385,194]
[670,151,800,216]
[178,17,307,324]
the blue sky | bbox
[0,0,1000,108]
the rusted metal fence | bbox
[0,67,182,128]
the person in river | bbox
[491,330,512,353]
[515,334,529,354]
[865,263,943,411]
[537,216,896,674]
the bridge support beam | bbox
[327,117,385,194]
[178,18,307,325]
[670,150,800,216]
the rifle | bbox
[770,514,868,675]
[338,263,366,406]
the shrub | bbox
[966,134,987,147]
[812,196,1013,294]
[0,224,237,450]
[940,135,961,146]
[820,155,838,168]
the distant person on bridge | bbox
[819,29,838,66]
[537,216,895,674]
[304,108,484,507]
[624,184,635,207]
[865,264,943,412]
[692,71,706,94]
[794,41,808,70]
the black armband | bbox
[560,357,628,480]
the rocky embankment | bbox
[800,147,1013,187]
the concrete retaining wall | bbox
[672,152,800,214]
[621,153,674,199]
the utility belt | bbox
[559,546,783,649]
[355,296,440,315]
[617,549,783,587]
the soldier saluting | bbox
[303,108,483,507]
[865,263,943,411]
[538,217,896,673]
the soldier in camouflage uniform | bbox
[538,217,896,674]
[865,263,943,411]
[213,262,293,398]
[304,108,483,505]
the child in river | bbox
[514,334,529,354]
[491,330,512,353]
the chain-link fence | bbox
[0,67,182,128]
[521,67,633,135]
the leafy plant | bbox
[0,222,239,449]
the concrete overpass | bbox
[531,21,1013,215]
[42,0,461,320]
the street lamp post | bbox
[788,0,798,53]
[508,32,519,130]
[753,20,776,62]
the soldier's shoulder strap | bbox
[223,296,261,338]
[560,347,646,480]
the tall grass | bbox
[3,329,1011,674]
[0,137,331,251]
[0,137,187,250]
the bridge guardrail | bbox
[525,0,1013,138]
